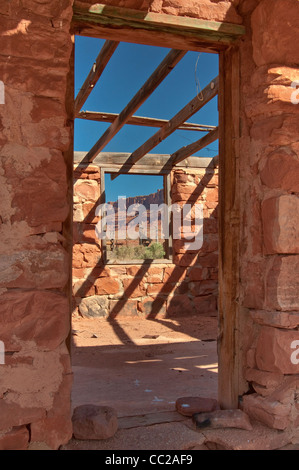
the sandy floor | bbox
[65,316,294,451]
[71,315,218,417]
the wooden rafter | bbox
[74,40,119,115]
[77,110,216,133]
[83,48,187,163]
[110,76,218,180]
[171,127,219,166]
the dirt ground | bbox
[64,314,295,450]
[71,314,218,417]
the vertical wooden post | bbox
[64,39,75,353]
[218,45,240,409]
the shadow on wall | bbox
[72,160,219,345]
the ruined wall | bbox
[72,162,219,320]
[0,0,299,451]
[235,0,299,439]
[0,0,74,450]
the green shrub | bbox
[112,242,165,260]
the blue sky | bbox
[74,36,219,200]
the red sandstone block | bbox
[95,277,120,295]
[203,187,218,203]
[0,401,46,433]
[147,266,164,276]
[256,326,299,374]
[0,426,29,450]
[167,294,194,317]
[73,243,101,268]
[262,195,299,254]
[122,278,146,297]
[265,255,299,311]
[74,179,100,203]
[203,218,218,234]
[173,173,190,183]
[172,192,203,203]
[72,279,95,297]
[173,182,198,195]
[245,368,284,389]
[188,267,204,281]
[82,224,98,243]
[206,175,219,188]
[30,374,73,450]
[260,148,299,193]
[201,234,218,253]
[189,280,218,296]
[108,266,127,276]
[252,0,299,67]
[147,274,163,283]
[138,297,166,318]
[163,266,186,283]
[242,394,291,430]
[193,295,217,314]
[147,282,174,295]
[250,310,299,329]
[127,265,148,277]
[82,202,100,223]
[242,262,265,310]
[176,396,219,417]
[197,253,218,268]
[192,409,252,431]
[0,290,70,351]
[0,244,69,290]
[8,151,69,227]
[109,299,139,318]
[173,238,199,254]
[173,253,198,267]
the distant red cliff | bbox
[108,188,164,210]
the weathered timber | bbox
[72,3,245,52]
[83,48,187,163]
[171,127,219,166]
[77,111,216,132]
[127,76,219,165]
[74,40,119,115]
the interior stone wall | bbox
[236,0,299,438]
[0,0,298,450]
[72,162,219,320]
[0,0,74,450]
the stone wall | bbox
[72,162,219,320]
[236,0,299,439]
[0,0,74,450]
[1,0,299,450]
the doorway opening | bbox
[71,35,220,428]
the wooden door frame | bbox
[71,3,244,409]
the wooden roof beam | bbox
[77,110,216,132]
[171,127,219,166]
[83,48,187,163]
[74,40,119,115]
[110,75,218,180]
[129,76,218,164]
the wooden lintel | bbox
[171,127,219,165]
[83,48,186,163]
[74,151,217,170]
[74,40,119,115]
[77,110,216,132]
[72,3,245,51]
